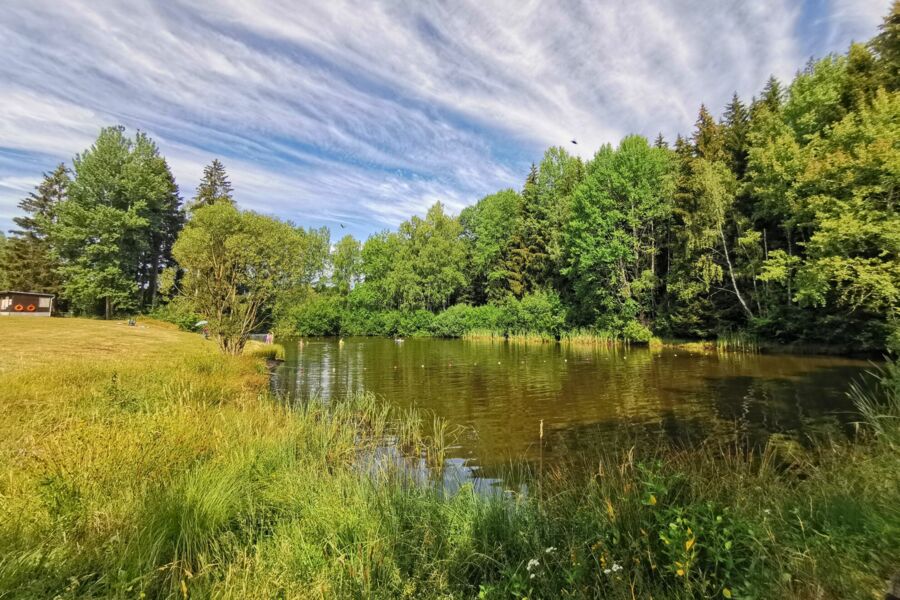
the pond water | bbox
[271,337,872,479]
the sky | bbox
[0,0,891,240]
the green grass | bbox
[243,340,286,360]
[0,318,897,599]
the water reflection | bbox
[272,338,872,476]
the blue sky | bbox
[0,0,891,240]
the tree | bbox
[190,159,234,211]
[693,105,726,162]
[783,55,849,142]
[173,203,314,354]
[722,93,750,178]
[460,189,521,302]
[0,234,8,289]
[872,0,900,91]
[331,234,362,295]
[4,164,68,293]
[564,136,674,330]
[785,90,899,339]
[54,127,182,316]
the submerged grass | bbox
[0,318,897,599]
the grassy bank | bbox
[0,318,897,599]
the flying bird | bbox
[340,223,345,228]
[571,139,578,145]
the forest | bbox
[2,5,898,352]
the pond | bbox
[271,337,873,480]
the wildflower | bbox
[763,508,771,515]
[723,588,733,598]
[545,546,557,554]
[527,559,540,572]
[603,569,612,575]
[611,563,622,572]
[676,568,685,577]
[530,573,536,580]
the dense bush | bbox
[276,294,342,336]
[430,303,504,337]
[148,298,202,331]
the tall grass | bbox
[243,340,286,360]
[0,319,897,599]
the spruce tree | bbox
[4,163,68,293]
[653,133,668,149]
[191,159,234,211]
[873,0,900,90]
[757,76,784,113]
[722,93,750,178]
[692,105,726,162]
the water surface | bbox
[272,337,872,478]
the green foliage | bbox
[173,203,315,353]
[565,135,673,332]
[53,127,183,316]
[330,234,362,296]
[277,293,343,336]
[4,163,67,295]
[189,158,234,211]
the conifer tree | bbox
[872,0,900,90]
[191,159,234,211]
[722,93,750,178]
[4,163,68,293]
[692,105,726,162]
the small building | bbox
[0,291,54,317]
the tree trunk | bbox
[719,226,754,320]
[105,297,111,320]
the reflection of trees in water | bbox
[273,338,868,471]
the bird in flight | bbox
[571,139,578,145]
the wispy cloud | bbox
[0,0,890,239]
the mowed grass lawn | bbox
[0,317,207,372]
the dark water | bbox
[271,337,872,478]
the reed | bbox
[243,340,286,360]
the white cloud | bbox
[0,0,890,238]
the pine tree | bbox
[653,133,668,149]
[191,159,234,211]
[4,163,68,293]
[722,93,750,178]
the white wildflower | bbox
[545,546,557,554]
[611,563,622,572]
[527,559,540,572]
[603,568,612,575]
[530,573,536,579]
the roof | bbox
[0,291,56,298]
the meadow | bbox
[0,318,897,599]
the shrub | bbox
[148,298,202,331]
[622,320,653,343]
[276,294,342,336]
[430,304,503,337]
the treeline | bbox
[2,4,898,352]
[282,7,900,351]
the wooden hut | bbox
[0,291,54,317]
